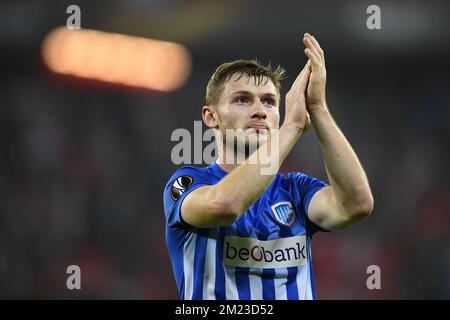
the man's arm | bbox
[303,33,374,231]
[181,124,300,228]
[181,63,312,229]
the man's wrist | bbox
[308,103,330,118]
[280,122,306,137]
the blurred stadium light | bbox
[41,27,191,92]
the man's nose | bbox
[251,100,267,119]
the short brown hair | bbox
[205,59,285,107]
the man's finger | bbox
[304,33,322,59]
[304,111,311,131]
[297,62,311,91]
[291,61,309,90]
[303,34,321,63]
[304,48,320,67]
[309,35,325,60]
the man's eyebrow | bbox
[230,90,252,97]
[230,91,277,97]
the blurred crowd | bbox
[1,0,449,299]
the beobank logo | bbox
[223,235,307,269]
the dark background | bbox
[1,0,449,299]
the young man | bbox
[163,33,374,300]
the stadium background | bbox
[1,0,449,299]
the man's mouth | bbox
[247,124,269,131]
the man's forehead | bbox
[223,73,277,96]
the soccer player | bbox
[163,33,374,300]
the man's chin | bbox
[245,133,268,146]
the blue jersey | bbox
[163,162,328,300]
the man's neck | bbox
[216,146,248,173]
[215,159,236,173]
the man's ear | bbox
[202,105,218,128]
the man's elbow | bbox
[327,190,374,231]
[210,198,242,226]
[348,192,374,220]
[202,186,238,226]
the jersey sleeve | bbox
[163,166,211,229]
[289,172,329,235]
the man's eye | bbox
[262,99,275,106]
[235,96,249,104]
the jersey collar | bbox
[210,161,228,178]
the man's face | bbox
[214,73,280,149]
